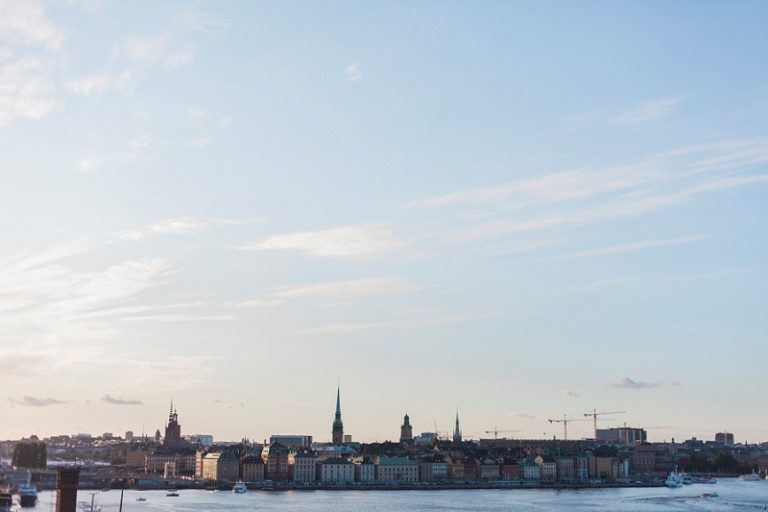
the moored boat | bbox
[232,480,248,494]
[19,484,38,507]
[739,470,761,481]
[665,469,683,488]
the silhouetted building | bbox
[332,386,344,445]
[453,412,462,443]
[596,427,646,445]
[715,432,734,446]
[164,401,181,445]
[400,413,413,443]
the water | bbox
[33,479,768,512]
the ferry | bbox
[739,470,761,481]
[19,481,38,507]
[232,480,248,494]
[665,469,683,488]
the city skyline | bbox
[2,1,767,443]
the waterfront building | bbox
[200,450,239,482]
[164,401,182,446]
[265,442,291,481]
[556,457,575,481]
[521,459,541,481]
[241,454,264,482]
[376,456,419,482]
[453,412,462,443]
[355,458,375,482]
[145,451,196,475]
[575,456,589,481]
[631,444,656,477]
[400,413,413,443]
[479,460,500,480]
[449,459,465,480]
[540,461,557,483]
[501,463,521,480]
[185,434,214,447]
[320,457,355,484]
[418,461,449,482]
[332,386,344,445]
[270,435,313,450]
[589,456,615,480]
[289,451,317,483]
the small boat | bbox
[135,497,147,502]
[682,474,694,485]
[739,471,761,481]
[165,491,179,497]
[701,492,719,498]
[232,480,248,494]
[693,476,717,484]
[0,491,13,512]
[19,481,38,507]
[665,469,683,488]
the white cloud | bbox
[102,394,142,405]
[562,390,581,398]
[344,63,363,82]
[274,277,419,300]
[187,108,205,120]
[165,44,195,68]
[65,73,111,96]
[76,134,154,173]
[242,226,404,258]
[553,235,709,261]
[173,8,231,32]
[117,34,168,62]
[0,0,65,51]
[571,97,684,127]
[0,57,60,126]
[133,110,152,120]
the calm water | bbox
[32,479,768,512]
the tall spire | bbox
[332,384,344,444]
[453,410,462,443]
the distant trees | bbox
[12,442,47,469]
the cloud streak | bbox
[102,394,143,405]
[242,226,404,258]
[612,377,660,389]
[553,235,709,261]
[9,395,65,407]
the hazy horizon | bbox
[1,0,767,445]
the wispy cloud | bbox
[571,97,684,127]
[0,57,60,126]
[612,377,660,389]
[0,0,64,51]
[510,412,537,420]
[114,216,264,241]
[418,137,768,246]
[76,134,154,173]
[562,390,581,398]
[344,63,363,82]
[165,44,195,68]
[273,277,420,301]
[9,395,66,407]
[102,394,142,405]
[65,72,135,97]
[242,226,404,258]
[553,235,709,261]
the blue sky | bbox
[1,0,767,444]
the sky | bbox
[1,0,767,445]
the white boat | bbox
[739,471,761,481]
[232,480,248,494]
[165,490,179,497]
[665,469,684,488]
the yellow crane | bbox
[583,409,626,439]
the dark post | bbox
[56,467,80,512]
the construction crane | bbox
[547,414,590,440]
[483,427,521,440]
[583,409,626,439]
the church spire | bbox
[453,410,462,443]
[332,384,344,444]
